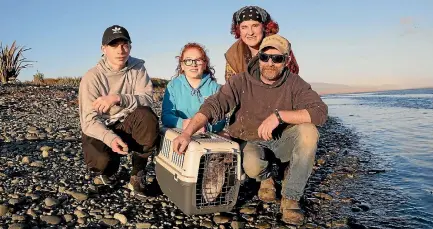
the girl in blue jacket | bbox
[161,43,226,134]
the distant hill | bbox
[310,82,378,95]
[309,82,432,95]
[150,78,431,96]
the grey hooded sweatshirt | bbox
[78,56,153,147]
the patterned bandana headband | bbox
[233,6,270,25]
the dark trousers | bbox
[82,106,160,177]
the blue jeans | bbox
[239,123,319,201]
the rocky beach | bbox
[0,84,376,229]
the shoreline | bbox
[317,86,433,96]
[6,77,433,97]
[0,84,373,228]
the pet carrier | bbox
[155,128,242,215]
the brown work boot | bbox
[280,197,304,226]
[258,177,276,202]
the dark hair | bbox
[174,42,216,80]
[230,19,279,39]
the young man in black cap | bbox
[78,25,159,197]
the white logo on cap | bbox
[112,27,122,34]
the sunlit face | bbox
[239,20,264,48]
[258,47,289,82]
[180,48,206,79]
[101,39,131,70]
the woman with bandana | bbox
[224,6,300,82]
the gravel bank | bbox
[0,84,373,229]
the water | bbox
[322,88,433,229]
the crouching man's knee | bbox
[294,123,319,152]
[134,106,158,124]
[242,154,268,180]
[130,106,160,152]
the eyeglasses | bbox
[182,58,205,66]
[258,53,286,64]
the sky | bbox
[2,0,433,87]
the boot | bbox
[258,177,276,202]
[128,170,146,198]
[280,197,304,225]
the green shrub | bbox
[33,71,44,84]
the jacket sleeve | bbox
[292,75,328,126]
[119,65,153,108]
[198,76,241,124]
[79,72,119,147]
[161,84,184,128]
[224,62,237,83]
[207,83,227,133]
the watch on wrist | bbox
[274,109,284,124]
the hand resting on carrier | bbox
[173,113,209,154]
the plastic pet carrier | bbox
[155,128,241,215]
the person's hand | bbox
[172,134,191,154]
[258,113,280,141]
[93,95,120,114]
[110,137,129,155]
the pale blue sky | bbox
[2,0,433,87]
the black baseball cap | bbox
[102,25,131,45]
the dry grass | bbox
[152,78,168,102]
[151,78,169,89]
[29,76,168,88]
[31,76,81,87]
[26,76,168,102]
